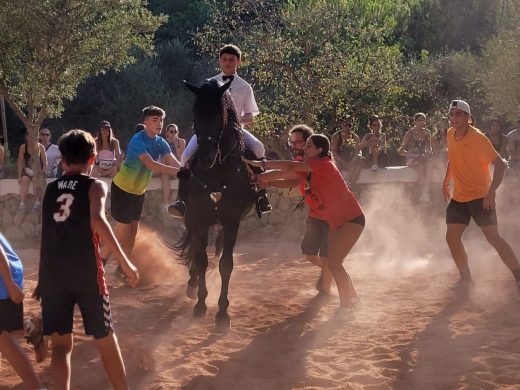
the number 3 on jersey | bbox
[54,193,74,222]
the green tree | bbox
[480,28,520,121]
[57,40,206,144]
[402,0,500,56]
[198,1,412,138]
[148,0,213,46]
[0,0,165,178]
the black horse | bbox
[177,78,255,330]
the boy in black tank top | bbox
[36,129,139,390]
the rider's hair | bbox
[219,44,241,60]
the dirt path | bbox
[2,223,520,389]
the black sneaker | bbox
[255,194,272,218]
[168,201,186,218]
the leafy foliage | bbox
[480,28,520,121]
[0,0,165,134]
[3,0,520,164]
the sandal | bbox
[24,316,47,363]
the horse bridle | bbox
[198,126,239,169]
[192,124,242,204]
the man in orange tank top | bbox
[443,99,520,292]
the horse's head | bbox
[184,79,242,169]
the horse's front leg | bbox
[186,262,198,300]
[193,233,209,318]
[215,221,240,331]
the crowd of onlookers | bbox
[328,114,520,201]
[0,120,186,212]
[1,114,519,211]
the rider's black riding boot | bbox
[255,188,272,218]
[251,161,272,218]
[168,168,189,218]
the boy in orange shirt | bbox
[443,100,520,291]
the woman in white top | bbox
[91,120,121,178]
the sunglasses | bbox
[40,133,50,136]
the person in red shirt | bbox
[244,133,365,317]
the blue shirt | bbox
[0,234,24,300]
[113,130,171,195]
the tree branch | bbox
[0,82,31,129]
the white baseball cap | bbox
[449,100,471,115]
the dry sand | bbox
[2,183,520,389]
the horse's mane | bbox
[222,92,244,152]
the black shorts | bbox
[301,217,329,257]
[41,291,113,339]
[446,198,497,227]
[110,182,145,224]
[0,299,23,333]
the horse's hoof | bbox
[186,284,198,300]
[215,311,230,332]
[193,303,207,318]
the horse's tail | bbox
[173,227,194,267]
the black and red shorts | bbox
[41,290,113,339]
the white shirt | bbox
[209,73,259,118]
[45,143,61,178]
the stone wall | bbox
[0,166,433,241]
[0,193,42,240]
[0,179,308,241]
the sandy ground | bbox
[2,184,520,389]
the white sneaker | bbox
[370,164,378,172]
[19,202,26,212]
[32,201,41,211]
